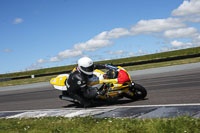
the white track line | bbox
[1,103,200,113]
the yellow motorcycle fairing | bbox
[50,74,69,90]
[50,76,67,86]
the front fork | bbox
[129,82,135,89]
[126,82,135,96]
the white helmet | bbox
[78,57,94,75]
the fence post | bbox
[31,75,35,78]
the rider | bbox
[66,56,131,107]
[66,57,106,107]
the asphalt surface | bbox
[0,63,200,114]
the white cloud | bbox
[192,34,200,46]
[37,59,46,64]
[25,58,46,71]
[187,17,200,23]
[170,40,193,48]
[25,63,43,71]
[196,34,200,40]
[109,50,125,55]
[13,18,24,24]
[160,47,171,52]
[163,27,198,39]
[137,49,148,55]
[73,28,128,52]
[131,18,186,35]
[129,52,134,56]
[172,0,200,16]
[74,39,113,51]
[93,31,108,40]
[50,57,60,62]
[3,49,13,53]
[107,28,130,39]
[58,49,82,59]
[50,49,82,62]
[94,28,130,40]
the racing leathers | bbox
[66,64,107,107]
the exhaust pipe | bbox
[59,95,79,103]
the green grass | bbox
[0,116,199,133]
[0,47,200,87]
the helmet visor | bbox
[80,64,94,74]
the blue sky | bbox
[0,0,200,74]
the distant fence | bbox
[1,53,200,82]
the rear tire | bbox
[125,83,147,100]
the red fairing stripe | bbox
[117,70,131,84]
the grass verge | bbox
[0,116,199,133]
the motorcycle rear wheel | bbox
[125,83,147,100]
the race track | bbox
[0,63,200,118]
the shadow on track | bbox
[62,98,148,108]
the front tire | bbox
[125,83,147,100]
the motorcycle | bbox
[50,66,147,107]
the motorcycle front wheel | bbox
[125,83,147,100]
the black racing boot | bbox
[72,94,92,108]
